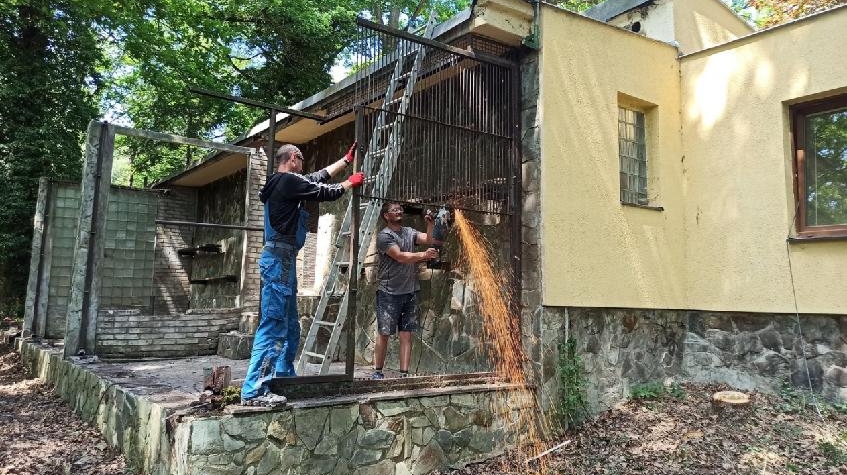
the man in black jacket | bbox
[241,143,364,406]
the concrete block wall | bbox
[100,188,159,310]
[96,308,239,358]
[43,182,82,338]
[154,186,197,314]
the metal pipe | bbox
[356,18,516,69]
[188,87,327,122]
[154,219,263,232]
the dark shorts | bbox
[376,290,420,335]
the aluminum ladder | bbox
[297,17,437,375]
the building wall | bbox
[43,182,81,338]
[100,188,158,310]
[96,308,239,358]
[190,171,246,309]
[606,0,753,54]
[672,0,753,53]
[539,6,685,310]
[680,7,847,314]
[154,186,196,314]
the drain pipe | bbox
[523,0,541,50]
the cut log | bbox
[711,390,751,413]
[203,366,232,394]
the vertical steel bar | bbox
[509,63,522,328]
[347,106,364,378]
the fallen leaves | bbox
[0,343,133,475]
[435,383,847,475]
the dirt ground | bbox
[0,341,133,475]
[437,383,847,475]
[2,337,846,475]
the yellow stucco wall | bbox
[681,7,847,313]
[539,7,685,309]
[672,0,753,54]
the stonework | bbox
[538,307,847,414]
[16,339,526,475]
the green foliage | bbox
[804,109,847,226]
[630,381,686,400]
[552,0,605,13]
[557,337,589,430]
[0,0,103,314]
[222,385,241,406]
[778,379,810,413]
[818,441,847,466]
[631,381,665,400]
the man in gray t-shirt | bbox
[371,202,438,379]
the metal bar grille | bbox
[352,21,515,214]
[619,107,648,205]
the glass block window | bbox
[792,94,847,237]
[619,107,648,205]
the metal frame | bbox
[286,18,523,385]
[63,121,256,357]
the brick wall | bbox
[240,150,266,312]
[96,308,239,358]
[153,186,196,314]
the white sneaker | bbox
[241,392,287,407]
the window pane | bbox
[804,107,847,226]
[618,107,648,204]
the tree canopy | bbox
[1,0,845,315]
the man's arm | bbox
[385,244,439,264]
[307,142,357,183]
[415,213,435,245]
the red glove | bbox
[347,172,365,188]
[343,141,357,164]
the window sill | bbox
[621,201,664,212]
[788,235,847,243]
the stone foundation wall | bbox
[180,389,530,475]
[538,307,847,413]
[96,308,239,358]
[16,340,175,475]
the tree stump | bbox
[711,390,751,414]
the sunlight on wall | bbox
[689,51,737,132]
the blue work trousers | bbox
[241,244,300,399]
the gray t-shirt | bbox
[376,226,420,295]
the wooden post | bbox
[203,366,232,394]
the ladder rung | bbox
[337,261,350,267]
[314,321,336,327]
[303,351,325,360]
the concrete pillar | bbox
[22,177,51,338]
[65,121,114,358]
